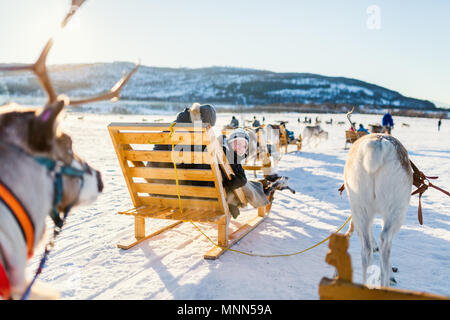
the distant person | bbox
[382,111,394,134]
[358,123,369,134]
[280,121,295,142]
[252,116,261,128]
[438,118,442,131]
[262,116,265,123]
[230,116,239,128]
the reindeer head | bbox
[0,0,138,219]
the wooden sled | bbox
[108,122,272,260]
[221,127,273,177]
[319,234,449,300]
[279,123,302,153]
[344,130,367,149]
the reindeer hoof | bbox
[392,267,398,273]
[373,247,379,253]
[390,277,397,285]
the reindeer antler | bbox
[346,107,357,132]
[68,63,140,106]
[0,0,139,107]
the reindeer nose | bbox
[96,170,104,193]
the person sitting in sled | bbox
[222,128,294,218]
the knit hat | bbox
[189,103,216,126]
[227,128,250,144]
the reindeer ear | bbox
[29,100,65,151]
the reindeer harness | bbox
[0,142,88,299]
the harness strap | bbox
[34,157,86,228]
[410,160,450,225]
[0,260,11,300]
[0,178,35,258]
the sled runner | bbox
[108,122,271,259]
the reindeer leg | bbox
[380,215,403,287]
[353,213,374,285]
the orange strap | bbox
[0,180,35,258]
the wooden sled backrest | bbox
[279,124,291,146]
[345,130,367,143]
[108,123,246,215]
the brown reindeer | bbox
[0,0,138,299]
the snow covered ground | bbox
[26,111,450,299]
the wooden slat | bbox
[119,205,223,223]
[128,167,215,181]
[124,150,211,164]
[108,122,208,131]
[134,183,217,198]
[171,208,223,223]
[119,132,209,145]
[139,196,222,210]
[108,128,142,206]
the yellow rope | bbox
[169,122,184,215]
[169,121,351,258]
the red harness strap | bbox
[0,261,10,300]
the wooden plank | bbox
[108,128,141,206]
[128,167,215,181]
[119,132,209,146]
[170,208,224,223]
[319,278,449,300]
[204,215,267,260]
[182,209,224,223]
[124,150,211,164]
[134,183,217,198]
[119,205,169,217]
[139,196,222,210]
[108,122,208,131]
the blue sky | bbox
[0,0,449,104]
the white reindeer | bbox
[343,133,413,286]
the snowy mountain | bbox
[0,62,437,110]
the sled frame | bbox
[344,130,367,149]
[279,123,302,153]
[108,122,271,259]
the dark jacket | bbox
[382,113,394,127]
[230,117,239,128]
